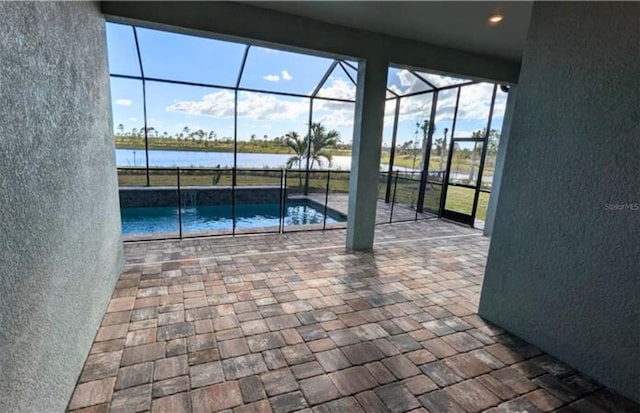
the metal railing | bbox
[117,167,438,242]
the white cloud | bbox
[313,79,357,130]
[397,93,433,122]
[281,70,293,80]
[391,70,431,95]
[128,117,137,122]
[165,79,355,131]
[396,83,503,129]
[386,69,435,96]
[164,82,504,136]
[417,72,470,88]
[317,79,356,100]
[167,91,234,118]
[239,93,308,121]
[313,78,421,130]
[115,99,132,106]
[441,83,505,125]
[315,104,354,129]
[315,81,502,135]
[167,90,308,121]
[263,74,280,82]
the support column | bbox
[484,85,517,236]
[346,57,388,250]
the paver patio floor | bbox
[68,220,638,412]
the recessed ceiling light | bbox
[488,14,504,25]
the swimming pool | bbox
[121,199,345,236]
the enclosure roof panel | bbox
[135,26,247,86]
[106,22,141,76]
[239,46,335,96]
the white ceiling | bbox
[245,1,533,61]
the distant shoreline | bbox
[114,145,356,156]
[113,137,353,156]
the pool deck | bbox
[302,193,437,225]
[68,220,638,412]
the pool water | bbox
[121,200,345,236]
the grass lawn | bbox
[445,186,490,221]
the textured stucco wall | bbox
[0,2,123,412]
[480,2,639,403]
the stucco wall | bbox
[0,2,123,411]
[479,2,639,403]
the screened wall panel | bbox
[111,77,146,170]
[430,88,458,179]
[235,91,308,169]
[481,87,508,191]
[453,83,495,137]
[144,81,234,168]
[312,101,355,171]
[449,141,485,186]
[380,98,398,172]
[394,93,433,178]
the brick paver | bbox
[67,221,638,412]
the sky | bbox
[107,23,507,147]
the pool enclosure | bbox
[107,22,509,240]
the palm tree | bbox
[308,122,339,169]
[285,131,306,170]
[418,119,430,153]
[285,131,307,187]
[487,129,500,156]
[434,127,449,175]
[412,123,420,172]
[117,124,124,136]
